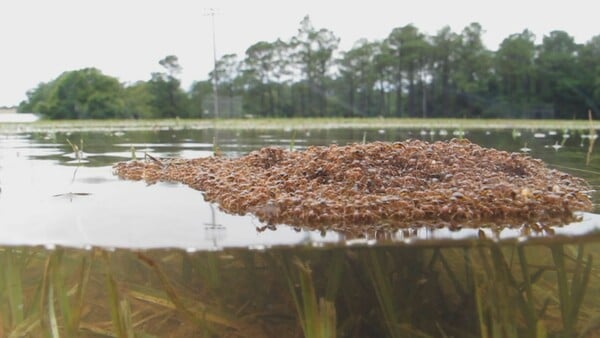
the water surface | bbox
[1,125,600,337]
[0,127,597,249]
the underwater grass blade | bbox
[295,259,319,338]
[517,245,538,337]
[120,299,136,338]
[284,256,337,338]
[8,314,41,338]
[205,253,221,290]
[536,321,548,338]
[104,253,127,338]
[71,254,92,335]
[318,298,336,338]
[136,253,241,334]
[364,249,400,338]
[52,252,91,337]
[550,245,572,336]
[324,250,345,301]
[463,248,474,293]
[438,249,466,299]
[569,253,593,330]
[529,267,549,286]
[5,250,25,326]
[474,281,489,338]
[570,245,585,301]
[281,254,307,334]
[490,245,521,338]
[51,250,75,336]
[473,245,521,338]
[548,243,593,336]
[47,282,60,338]
[38,254,53,335]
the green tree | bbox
[147,55,190,118]
[496,30,536,99]
[535,31,582,118]
[452,23,494,117]
[18,81,53,114]
[122,81,157,118]
[429,26,460,117]
[19,21,599,121]
[243,42,278,116]
[493,30,537,117]
[337,39,378,116]
[290,15,339,116]
[384,26,407,117]
[19,68,125,119]
[372,42,395,117]
[188,80,213,118]
[209,53,243,117]
[384,24,431,117]
[578,35,600,113]
[399,25,429,117]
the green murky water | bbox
[0,126,599,337]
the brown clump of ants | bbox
[113,139,592,234]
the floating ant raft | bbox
[114,139,592,233]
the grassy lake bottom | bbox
[0,120,599,337]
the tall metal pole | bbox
[204,8,220,155]
[208,8,219,120]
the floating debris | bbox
[52,192,92,198]
[113,139,592,233]
[545,141,562,151]
[520,143,531,153]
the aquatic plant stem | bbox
[136,253,241,334]
[104,252,127,338]
[567,245,593,332]
[549,244,593,337]
[4,250,25,326]
[364,250,401,338]
[517,245,538,337]
[281,254,337,338]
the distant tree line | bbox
[19,16,600,119]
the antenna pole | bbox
[208,8,219,120]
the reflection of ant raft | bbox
[114,139,592,232]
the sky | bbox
[1,0,597,107]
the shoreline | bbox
[1,117,598,133]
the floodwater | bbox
[0,125,599,337]
[0,127,598,249]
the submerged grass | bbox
[0,241,598,337]
[282,256,337,338]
